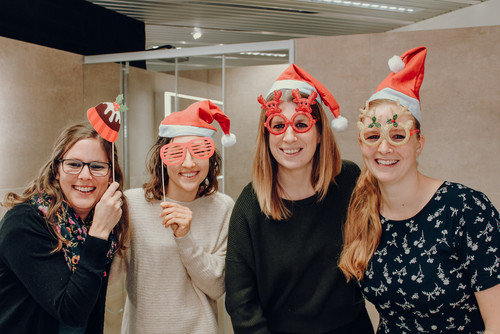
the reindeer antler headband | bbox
[257,88,318,116]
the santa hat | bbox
[368,46,427,123]
[159,100,236,147]
[266,64,347,131]
[87,94,127,143]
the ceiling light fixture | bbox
[240,52,287,57]
[191,27,202,40]
[304,0,416,13]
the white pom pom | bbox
[388,55,405,73]
[331,116,348,131]
[221,133,237,147]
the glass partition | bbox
[83,40,294,194]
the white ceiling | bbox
[86,0,487,71]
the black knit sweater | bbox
[0,203,111,334]
[225,160,368,334]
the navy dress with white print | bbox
[360,182,500,333]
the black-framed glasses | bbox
[59,159,111,177]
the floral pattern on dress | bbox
[360,182,500,333]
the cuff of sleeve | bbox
[79,235,112,272]
[174,230,194,248]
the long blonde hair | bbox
[252,89,342,220]
[338,166,382,281]
[2,122,130,256]
[338,99,421,281]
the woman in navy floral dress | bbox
[339,46,500,333]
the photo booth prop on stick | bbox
[87,94,128,182]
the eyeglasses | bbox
[59,159,111,177]
[358,126,420,146]
[264,112,317,135]
[160,137,215,166]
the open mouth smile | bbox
[376,159,398,166]
[281,148,302,155]
[73,186,96,193]
[180,171,199,178]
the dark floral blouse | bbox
[361,182,500,333]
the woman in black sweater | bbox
[225,64,374,334]
[0,122,129,334]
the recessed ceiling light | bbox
[191,27,202,40]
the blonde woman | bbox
[225,65,373,334]
[339,47,500,333]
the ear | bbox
[416,134,425,156]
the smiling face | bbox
[56,138,110,220]
[359,101,424,186]
[268,101,320,177]
[165,135,210,202]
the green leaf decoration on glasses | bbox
[368,116,381,128]
[387,114,398,127]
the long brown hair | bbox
[338,99,421,281]
[252,89,342,220]
[2,122,130,256]
[142,136,222,202]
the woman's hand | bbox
[160,202,192,237]
[88,182,123,240]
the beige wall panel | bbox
[0,36,84,217]
[295,26,500,208]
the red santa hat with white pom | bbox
[368,46,427,123]
[266,64,348,131]
[159,100,236,147]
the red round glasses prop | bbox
[258,89,318,135]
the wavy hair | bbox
[338,99,421,281]
[252,89,342,220]
[143,136,222,202]
[2,122,130,256]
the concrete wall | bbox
[0,36,84,217]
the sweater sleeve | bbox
[0,204,111,327]
[225,185,271,334]
[175,195,234,301]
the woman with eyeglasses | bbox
[225,65,374,334]
[118,100,235,334]
[339,47,500,333]
[0,122,128,334]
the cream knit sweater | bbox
[120,188,234,334]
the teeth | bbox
[377,159,397,166]
[74,186,94,192]
[283,148,300,154]
[181,172,197,177]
